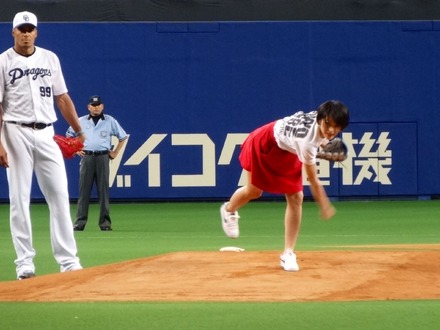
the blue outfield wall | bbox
[0,21,438,200]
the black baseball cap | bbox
[88,95,102,106]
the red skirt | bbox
[239,121,303,194]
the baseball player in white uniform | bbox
[0,11,84,279]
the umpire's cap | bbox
[89,95,103,106]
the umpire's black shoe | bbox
[73,224,84,231]
[100,226,112,231]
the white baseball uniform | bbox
[0,46,82,278]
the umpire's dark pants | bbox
[75,153,111,229]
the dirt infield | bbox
[0,244,439,302]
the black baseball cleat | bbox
[18,271,35,280]
[100,227,112,231]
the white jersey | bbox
[273,111,328,165]
[0,46,67,123]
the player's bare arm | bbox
[0,105,9,168]
[304,163,335,220]
[55,93,85,143]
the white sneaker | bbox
[220,202,240,238]
[280,249,299,271]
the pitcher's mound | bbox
[0,245,439,302]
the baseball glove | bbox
[317,137,348,162]
[53,135,84,159]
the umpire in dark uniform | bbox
[66,95,128,231]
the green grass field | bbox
[0,200,439,329]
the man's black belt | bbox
[83,150,109,156]
[6,121,52,130]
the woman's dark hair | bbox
[316,100,349,130]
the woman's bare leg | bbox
[225,171,263,212]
